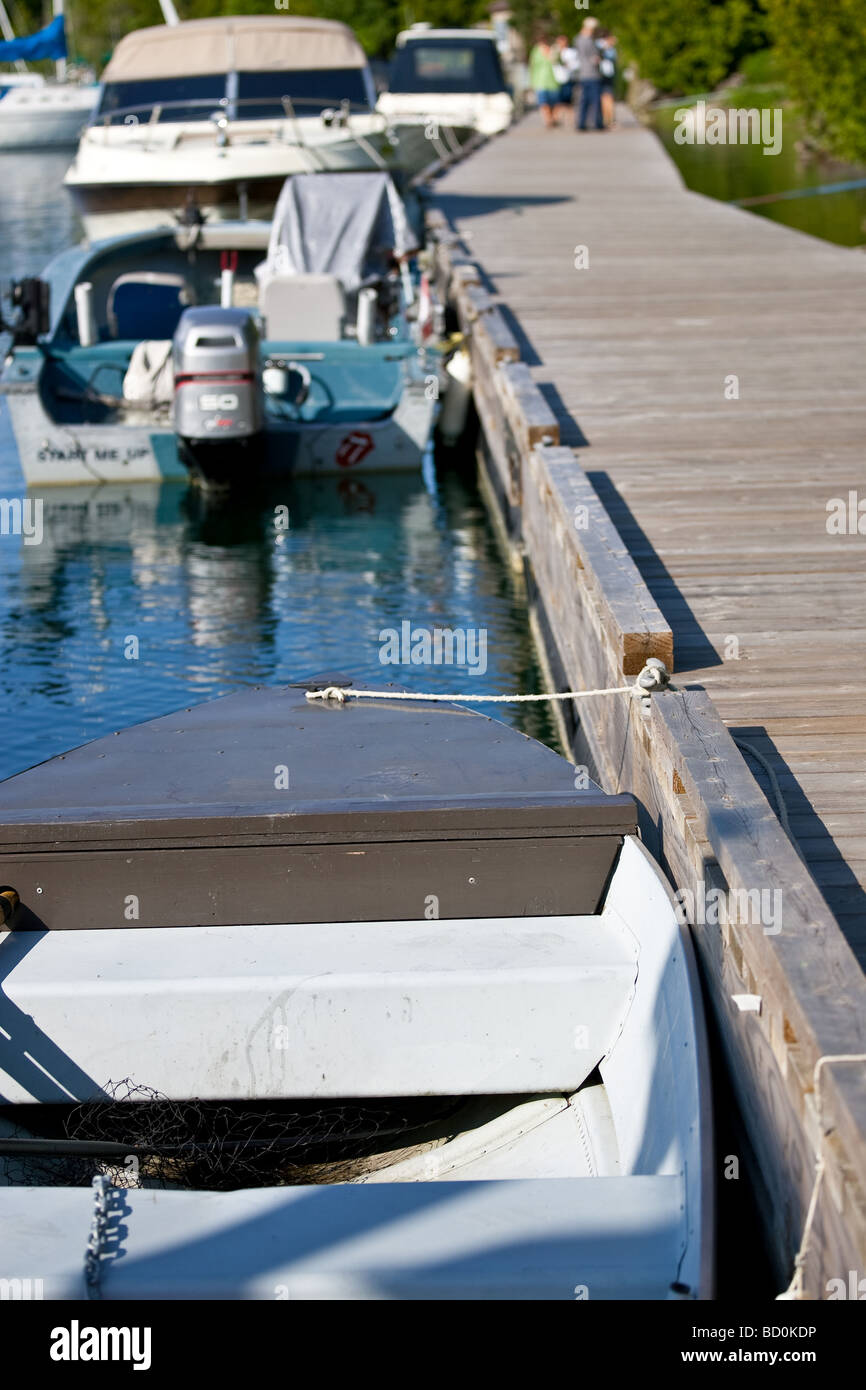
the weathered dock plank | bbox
[434,110,866,952]
[431,109,866,1299]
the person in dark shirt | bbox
[575,16,604,132]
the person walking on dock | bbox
[554,35,579,124]
[528,32,560,129]
[575,16,604,132]
[597,29,618,128]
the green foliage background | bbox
[9,1,489,64]
[763,0,866,163]
[6,0,866,161]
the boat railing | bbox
[87,93,394,172]
[91,94,380,132]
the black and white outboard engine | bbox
[173,307,263,487]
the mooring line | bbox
[308,685,633,704]
[306,660,675,706]
[776,1053,866,1301]
[736,177,866,207]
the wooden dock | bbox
[430,109,866,1298]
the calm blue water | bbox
[0,156,556,781]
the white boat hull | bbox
[378,90,514,140]
[4,384,435,486]
[0,1177,691,1300]
[0,86,97,150]
[65,116,413,238]
[382,117,478,178]
[0,836,712,1297]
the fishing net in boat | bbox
[0,1080,464,1191]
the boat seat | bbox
[107,272,195,342]
[260,273,346,342]
[0,915,637,1101]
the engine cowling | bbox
[173,307,263,486]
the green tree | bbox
[55,0,491,67]
[509,0,629,47]
[606,0,763,94]
[507,0,767,89]
[764,0,866,162]
[32,0,862,134]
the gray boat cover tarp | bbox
[256,172,416,294]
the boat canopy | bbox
[102,17,368,82]
[389,32,507,94]
[257,173,417,294]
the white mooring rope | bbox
[306,658,675,706]
[776,1053,866,1301]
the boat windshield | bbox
[388,39,506,95]
[95,69,372,124]
[96,75,223,123]
[236,70,372,116]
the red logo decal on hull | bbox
[336,430,374,468]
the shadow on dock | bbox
[537,381,590,447]
[436,192,572,224]
[733,726,866,968]
[494,303,543,366]
[587,470,722,674]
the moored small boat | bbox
[0,74,96,150]
[0,681,713,1299]
[63,16,463,241]
[0,170,442,489]
[0,8,97,149]
[377,24,515,170]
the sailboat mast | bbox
[53,0,66,84]
[0,0,28,75]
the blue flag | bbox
[0,15,67,63]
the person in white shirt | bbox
[553,34,579,124]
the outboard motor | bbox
[173,307,263,487]
[2,277,51,347]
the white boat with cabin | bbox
[0,4,96,149]
[378,25,515,170]
[64,16,411,239]
[0,72,96,149]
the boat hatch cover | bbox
[0,682,636,930]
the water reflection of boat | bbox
[16,474,438,655]
[20,473,433,553]
[0,682,712,1299]
[0,473,416,755]
[17,480,176,555]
